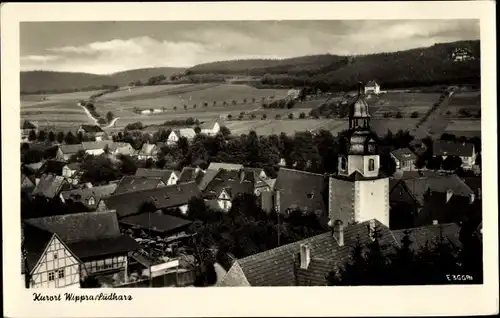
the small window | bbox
[53,252,58,260]
[340,157,347,170]
[48,272,55,281]
[368,159,375,171]
[58,269,65,279]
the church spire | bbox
[348,82,371,130]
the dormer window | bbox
[87,197,96,206]
[368,159,375,171]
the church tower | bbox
[328,82,390,228]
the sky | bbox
[20,20,480,75]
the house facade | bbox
[56,144,85,161]
[137,143,159,161]
[200,120,221,136]
[22,229,81,288]
[432,140,477,170]
[77,125,106,141]
[62,163,82,185]
[390,148,417,171]
[364,81,380,95]
[135,168,179,186]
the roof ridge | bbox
[278,167,325,177]
[107,181,198,198]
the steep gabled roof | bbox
[103,182,201,218]
[178,167,204,184]
[60,184,118,209]
[220,220,396,286]
[402,175,474,205]
[274,168,326,213]
[59,144,84,155]
[32,174,68,199]
[135,168,175,184]
[432,140,475,157]
[392,223,462,253]
[24,211,140,259]
[22,223,55,274]
[22,120,39,130]
[24,210,121,242]
[200,119,219,130]
[138,143,157,156]
[203,169,254,199]
[113,176,164,195]
[81,140,114,151]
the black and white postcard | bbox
[2,2,498,317]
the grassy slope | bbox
[21,67,185,94]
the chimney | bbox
[433,220,439,225]
[299,244,311,269]
[469,193,475,204]
[446,189,453,203]
[333,220,344,246]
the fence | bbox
[116,270,195,288]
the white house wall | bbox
[30,236,80,288]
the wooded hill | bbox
[21,67,185,94]
[188,40,480,90]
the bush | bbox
[262,114,267,120]
[383,112,393,118]
[299,112,306,119]
[288,113,294,119]
[410,111,419,118]
[275,114,281,119]
[395,111,403,118]
[250,114,256,119]
[227,114,233,120]
[125,122,144,131]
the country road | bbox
[77,103,120,128]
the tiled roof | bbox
[24,161,45,173]
[418,191,481,226]
[175,128,197,139]
[81,140,114,151]
[135,168,175,184]
[138,143,157,156]
[24,210,122,243]
[203,169,255,199]
[113,176,164,195]
[67,235,141,259]
[60,144,84,155]
[220,220,396,286]
[60,184,118,209]
[37,160,67,176]
[402,175,474,205]
[366,80,379,87]
[32,174,68,199]
[79,124,103,133]
[178,167,204,184]
[198,169,221,191]
[274,168,326,213]
[103,182,201,218]
[391,148,417,161]
[462,176,482,195]
[200,119,218,130]
[392,223,462,253]
[207,162,244,171]
[120,212,193,234]
[432,140,474,157]
[392,170,442,180]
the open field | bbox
[445,120,481,132]
[98,84,194,100]
[370,92,440,117]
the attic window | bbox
[368,159,375,171]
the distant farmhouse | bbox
[21,120,39,142]
[77,125,106,141]
[451,48,475,62]
[390,148,417,171]
[432,140,477,170]
[364,81,380,95]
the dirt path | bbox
[77,103,120,128]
